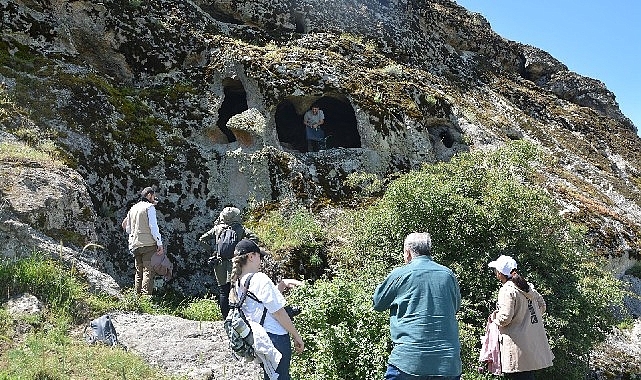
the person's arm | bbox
[372,274,399,312]
[530,285,547,314]
[146,206,164,254]
[493,286,516,327]
[271,308,304,353]
[317,110,324,126]
[278,279,303,293]
[121,215,130,233]
[199,226,217,242]
[452,274,461,313]
[303,112,311,127]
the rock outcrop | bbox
[0,0,639,297]
[1,0,641,378]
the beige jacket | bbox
[493,281,554,373]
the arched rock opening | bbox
[218,78,248,143]
[275,95,360,152]
[292,12,306,33]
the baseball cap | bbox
[488,255,518,276]
[235,239,265,258]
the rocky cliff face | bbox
[0,0,639,295]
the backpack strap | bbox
[237,273,268,326]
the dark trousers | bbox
[307,139,323,152]
[263,332,292,380]
[218,282,231,319]
[505,371,535,380]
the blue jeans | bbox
[263,332,292,380]
[384,364,461,380]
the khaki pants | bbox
[134,245,156,295]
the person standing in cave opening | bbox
[303,103,325,152]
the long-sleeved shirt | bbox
[372,255,462,377]
[123,201,163,250]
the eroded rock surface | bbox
[109,312,262,380]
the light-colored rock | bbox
[5,293,42,315]
[110,312,263,380]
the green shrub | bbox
[288,277,389,380]
[292,141,621,379]
[251,207,325,252]
[180,298,221,321]
[250,207,328,279]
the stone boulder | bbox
[108,312,262,380]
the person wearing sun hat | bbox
[487,255,554,380]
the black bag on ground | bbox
[84,314,119,346]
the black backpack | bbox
[216,224,244,259]
[224,273,267,360]
[84,314,119,346]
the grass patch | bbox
[0,254,201,379]
[0,330,183,379]
[0,141,63,167]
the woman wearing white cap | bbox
[487,255,554,380]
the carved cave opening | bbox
[440,130,454,148]
[292,12,306,33]
[218,78,248,143]
[275,95,361,152]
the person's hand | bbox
[293,334,304,353]
[278,279,303,292]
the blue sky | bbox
[454,0,641,137]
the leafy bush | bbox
[250,207,328,279]
[250,207,325,252]
[291,141,621,379]
[288,277,389,380]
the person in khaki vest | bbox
[121,186,164,295]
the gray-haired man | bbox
[373,232,462,380]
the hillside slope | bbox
[0,0,639,293]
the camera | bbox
[285,305,302,319]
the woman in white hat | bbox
[487,255,554,380]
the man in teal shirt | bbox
[373,232,462,380]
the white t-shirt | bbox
[237,272,287,335]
